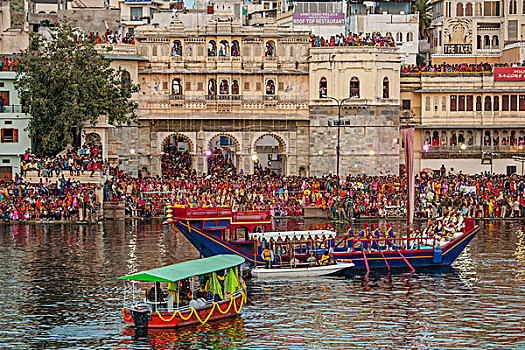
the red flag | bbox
[402,127,415,227]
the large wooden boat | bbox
[118,255,247,328]
[164,207,479,272]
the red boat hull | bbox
[122,292,246,329]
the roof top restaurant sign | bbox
[293,13,345,25]
[494,67,525,81]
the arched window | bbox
[492,35,499,47]
[407,32,413,42]
[494,96,500,111]
[484,131,492,146]
[465,3,473,16]
[442,96,447,111]
[484,35,490,48]
[219,40,229,56]
[219,79,229,94]
[121,70,131,87]
[208,41,216,56]
[450,131,457,146]
[432,131,440,146]
[477,35,482,49]
[152,45,158,56]
[383,77,389,98]
[484,96,492,111]
[231,40,240,56]
[208,78,216,95]
[434,96,439,111]
[425,96,431,111]
[456,3,464,16]
[476,96,482,111]
[458,131,465,144]
[232,80,240,95]
[396,32,403,42]
[172,78,182,95]
[476,2,482,15]
[172,40,182,56]
[266,79,275,95]
[319,77,327,98]
[350,77,360,98]
[265,41,275,57]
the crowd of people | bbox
[5,145,525,223]
[87,30,135,45]
[401,62,525,74]
[310,33,396,48]
[0,57,19,71]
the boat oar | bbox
[394,246,415,273]
[376,239,390,271]
[361,247,370,273]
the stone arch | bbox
[160,133,195,175]
[206,133,241,173]
[207,133,240,153]
[85,132,102,147]
[161,133,195,154]
[252,133,287,175]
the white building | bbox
[346,1,419,65]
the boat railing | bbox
[333,235,446,253]
[152,290,244,314]
[232,210,271,222]
[171,206,233,219]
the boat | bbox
[118,254,247,329]
[251,261,355,279]
[164,206,479,272]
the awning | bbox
[117,255,245,283]
[249,230,337,241]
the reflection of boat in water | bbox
[118,255,247,328]
[164,207,479,272]
[252,261,355,279]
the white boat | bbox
[251,261,355,279]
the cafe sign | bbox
[494,67,525,81]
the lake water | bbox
[0,220,524,350]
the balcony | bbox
[421,145,525,158]
[0,105,25,113]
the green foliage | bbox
[15,24,139,154]
[412,0,432,40]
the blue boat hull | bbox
[172,220,479,271]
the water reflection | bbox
[0,220,524,349]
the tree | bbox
[412,0,432,40]
[15,24,139,154]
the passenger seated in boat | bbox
[318,250,334,266]
[262,247,273,268]
[147,281,166,303]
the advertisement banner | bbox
[292,13,345,25]
[494,67,525,81]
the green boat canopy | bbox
[117,255,245,283]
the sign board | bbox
[444,44,472,54]
[494,67,525,81]
[292,13,345,25]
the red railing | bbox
[170,206,232,219]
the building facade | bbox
[0,71,31,180]
[401,68,525,174]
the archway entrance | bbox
[207,134,238,175]
[161,134,193,177]
[253,134,285,176]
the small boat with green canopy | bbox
[118,255,247,328]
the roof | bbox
[249,230,337,241]
[117,255,245,282]
[103,54,149,62]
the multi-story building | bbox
[429,0,525,64]
[401,66,525,174]
[108,15,311,176]
[0,71,31,180]
[346,0,419,64]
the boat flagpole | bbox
[402,127,415,233]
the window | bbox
[465,3,473,15]
[494,96,499,111]
[383,77,389,98]
[350,77,360,98]
[434,96,439,111]
[152,45,158,56]
[208,41,216,56]
[442,97,447,111]
[130,7,143,21]
[396,32,403,42]
[476,96,482,111]
[407,32,413,42]
[319,77,327,98]
[265,41,276,57]
[502,95,510,110]
[172,78,182,95]
[219,40,229,56]
[256,82,261,91]
[232,80,240,95]
[4,121,11,125]
[208,79,216,95]
[162,81,168,90]
[484,96,492,111]
[511,95,518,111]
[0,166,11,181]
[458,95,465,111]
[219,79,229,94]
[197,82,204,91]
[492,35,499,47]
[231,40,240,56]
[121,70,131,92]
[510,0,517,14]
[1,128,17,143]
[172,40,182,56]
[402,100,411,110]
[519,95,525,111]
[456,3,464,16]
[278,82,284,91]
[466,95,473,111]
[244,82,250,90]
[265,80,275,95]
[426,96,431,111]
[450,95,457,111]
[0,91,9,106]
[185,82,191,91]
[1,159,8,163]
